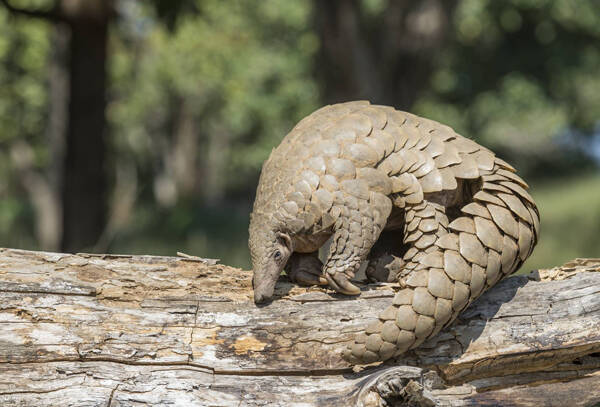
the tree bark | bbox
[0,248,598,406]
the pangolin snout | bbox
[253,291,271,304]
[252,271,276,304]
[253,282,275,304]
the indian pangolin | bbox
[249,101,539,364]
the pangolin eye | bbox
[273,250,282,260]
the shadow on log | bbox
[0,248,599,406]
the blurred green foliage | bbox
[521,173,600,272]
[110,0,318,189]
[413,0,600,174]
[0,11,50,249]
[0,0,598,269]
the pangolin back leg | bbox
[343,160,539,364]
[365,230,407,283]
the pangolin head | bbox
[248,211,293,304]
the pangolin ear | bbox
[276,232,293,253]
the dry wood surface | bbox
[0,248,599,406]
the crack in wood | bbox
[0,289,96,297]
[106,384,119,407]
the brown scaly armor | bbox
[249,101,539,364]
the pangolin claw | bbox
[326,271,361,295]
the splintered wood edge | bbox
[1,247,595,301]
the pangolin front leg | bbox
[324,193,393,295]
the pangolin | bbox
[249,101,539,364]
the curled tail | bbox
[343,158,539,363]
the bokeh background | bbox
[0,0,598,272]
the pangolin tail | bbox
[343,158,540,364]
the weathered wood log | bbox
[0,248,599,406]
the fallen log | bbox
[0,248,599,406]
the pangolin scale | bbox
[249,101,540,364]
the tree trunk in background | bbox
[0,0,112,252]
[42,25,69,250]
[314,0,456,110]
[60,0,112,252]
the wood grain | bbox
[0,248,598,406]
